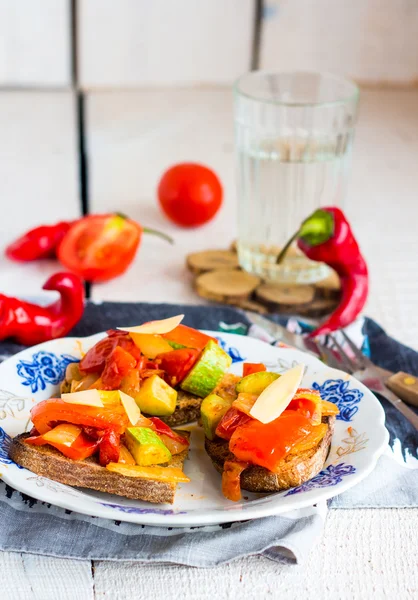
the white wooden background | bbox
[0,2,417,598]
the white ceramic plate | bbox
[0,331,388,527]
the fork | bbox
[316,331,418,429]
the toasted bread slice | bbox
[10,431,190,504]
[205,416,335,493]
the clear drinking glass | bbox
[234,71,359,283]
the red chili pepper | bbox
[277,207,368,337]
[5,221,76,262]
[0,272,85,345]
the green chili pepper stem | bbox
[276,209,334,264]
[143,227,174,244]
[113,213,173,244]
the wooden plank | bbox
[78,0,255,88]
[0,0,72,87]
[0,91,80,296]
[260,0,418,86]
[92,509,418,599]
[87,89,236,305]
[0,553,94,600]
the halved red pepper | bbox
[155,348,200,385]
[163,324,218,350]
[215,407,252,441]
[31,399,129,435]
[243,363,266,377]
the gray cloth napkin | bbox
[0,301,416,565]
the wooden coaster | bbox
[256,283,315,306]
[195,269,261,303]
[187,250,239,275]
[187,245,341,317]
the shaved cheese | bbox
[119,390,141,426]
[249,364,305,424]
[117,314,184,335]
[62,389,104,407]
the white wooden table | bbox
[0,89,417,599]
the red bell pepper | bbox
[243,363,266,377]
[163,324,218,350]
[25,423,99,461]
[31,399,129,435]
[5,221,76,261]
[222,459,248,502]
[277,207,368,336]
[0,272,84,345]
[215,407,252,441]
[229,411,314,472]
[148,417,189,446]
[79,332,142,374]
[155,348,200,385]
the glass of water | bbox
[234,71,359,284]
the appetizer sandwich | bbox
[10,315,232,504]
[202,363,339,501]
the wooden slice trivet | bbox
[187,245,342,318]
[195,269,261,303]
[187,250,239,275]
[315,270,341,298]
[256,283,315,306]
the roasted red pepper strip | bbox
[222,459,248,502]
[155,348,200,385]
[277,207,368,336]
[0,272,84,345]
[243,363,266,377]
[5,221,76,262]
[149,417,189,446]
[31,399,129,435]
[99,429,120,466]
[215,407,252,441]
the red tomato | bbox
[229,411,314,472]
[79,332,141,373]
[156,348,200,385]
[215,407,252,441]
[101,346,137,390]
[158,163,223,227]
[242,363,266,377]
[57,214,142,282]
[149,417,189,446]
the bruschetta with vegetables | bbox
[202,363,339,501]
[59,315,232,426]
